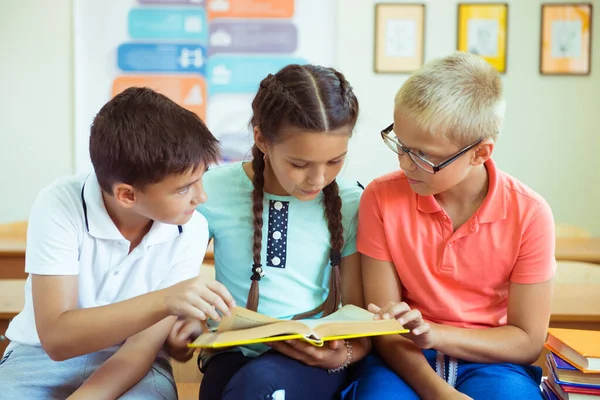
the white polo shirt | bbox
[6,173,209,347]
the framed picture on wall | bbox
[457,3,508,73]
[374,3,425,73]
[540,3,593,76]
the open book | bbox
[189,304,409,349]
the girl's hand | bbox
[267,339,349,370]
[369,302,438,349]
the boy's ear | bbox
[253,126,268,154]
[113,183,137,208]
[471,139,494,166]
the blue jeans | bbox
[200,350,348,400]
[341,350,543,400]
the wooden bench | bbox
[0,279,26,354]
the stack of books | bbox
[542,328,600,399]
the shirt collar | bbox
[475,158,507,224]
[82,173,183,244]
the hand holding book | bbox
[369,301,435,349]
[267,338,351,371]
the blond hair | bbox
[394,52,505,144]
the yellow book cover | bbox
[189,304,409,349]
[545,328,600,373]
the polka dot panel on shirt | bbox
[267,200,289,269]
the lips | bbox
[184,209,195,215]
[301,189,321,195]
[406,177,422,185]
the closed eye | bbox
[291,163,309,169]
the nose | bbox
[399,152,417,172]
[191,182,208,206]
[307,166,326,187]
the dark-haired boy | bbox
[0,87,235,399]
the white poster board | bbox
[74,0,336,173]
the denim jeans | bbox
[341,349,543,400]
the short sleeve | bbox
[510,200,556,284]
[157,211,208,289]
[357,180,393,262]
[340,185,362,258]
[196,203,214,240]
[196,167,222,241]
[342,215,358,258]
[25,188,80,275]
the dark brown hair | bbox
[89,87,220,194]
[247,65,359,319]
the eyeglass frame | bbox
[380,123,484,174]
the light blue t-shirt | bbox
[198,162,362,320]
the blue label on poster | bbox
[128,8,208,42]
[118,43,206,74]
[207,55,306,95]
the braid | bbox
[293,180,344,320]
[333,70,352,105]
[260,73,302,115]
[246,144,266,311]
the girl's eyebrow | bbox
[288,151,348,163]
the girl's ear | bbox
[253,126,269,154]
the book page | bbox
[299,305,376,330]
[301,305,407,340]
[312,318,407,340]
[218,306,280,332]
[191,319,312,348]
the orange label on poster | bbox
[112,75,207,119]
[207,0,294,20]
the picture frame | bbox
[374,3,425,73]
[457,3,508,73]
[540,3,593,76]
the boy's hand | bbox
[369,302,437,349]
[161,277,236,321]
[165,318,205,362]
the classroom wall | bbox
[337,0,600,234]
[0,0,73,223]
[0,0,598,234]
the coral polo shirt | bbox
[357,159,556,328]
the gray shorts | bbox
[0,342,177,400]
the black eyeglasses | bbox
[380,123,483,174]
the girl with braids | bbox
[165,64,371,399]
